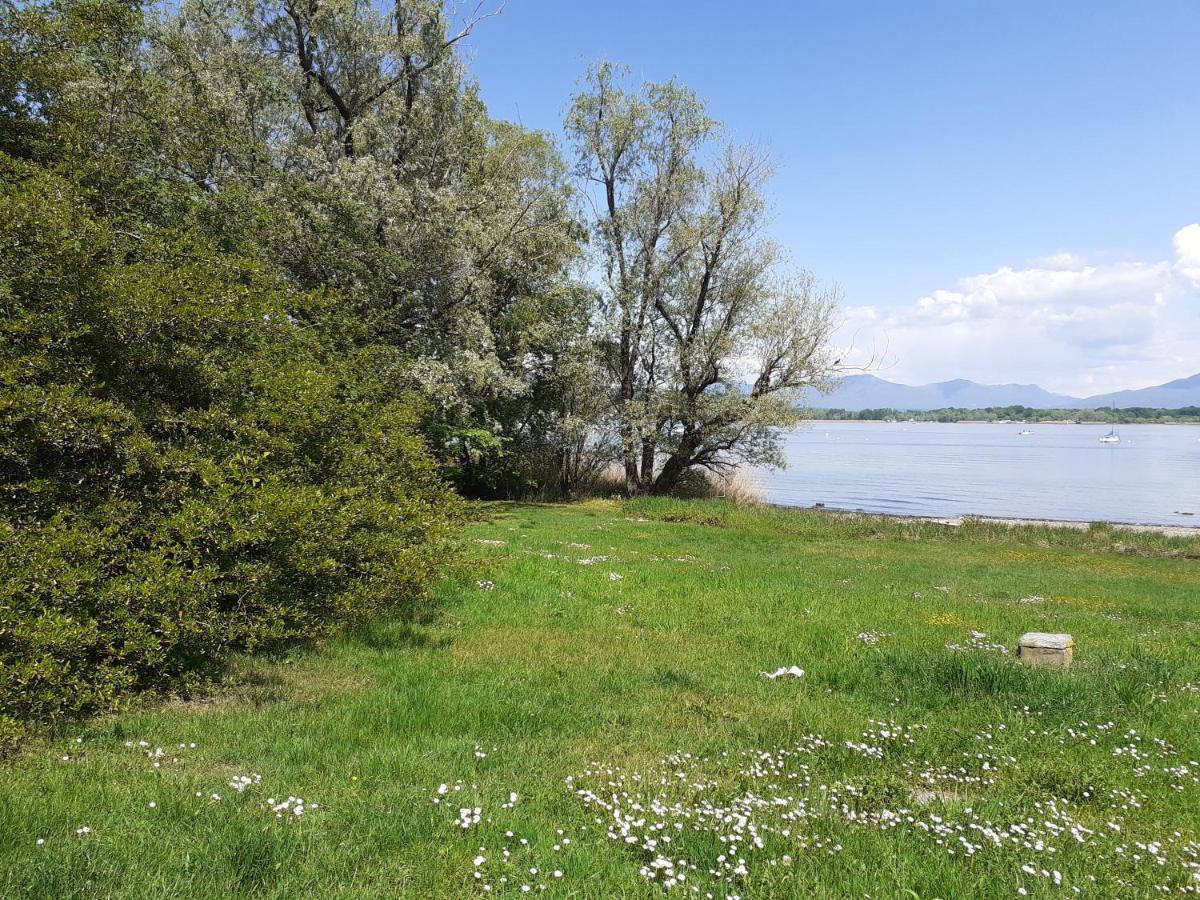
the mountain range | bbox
[805,373,1200,411]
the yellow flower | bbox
[927,612,966,627]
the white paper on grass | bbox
[760,666,805,680]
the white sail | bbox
[1099,402,1120,443]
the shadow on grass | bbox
[650,666,702,691]
[345,619,454,653]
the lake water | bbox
[754,422,1200,526]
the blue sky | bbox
[462,1,1200,395]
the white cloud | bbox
[839,225,1200,396]
[1174,223,1200,287]
[1030,251,1088,271]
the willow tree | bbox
[567,63,840,494]
[146,0,595,495]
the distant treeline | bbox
[814,406,1200,424]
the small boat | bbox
[1017,429,1034,436]
[1099,402,1120,444]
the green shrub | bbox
[0,155,461,738]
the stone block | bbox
[1017,632,1073,668]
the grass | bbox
[2,499,1200,898]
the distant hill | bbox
[805,373,1200,411]
[1083,373,1200,409]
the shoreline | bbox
[803,418,1200,426]
[787,503,1200,537]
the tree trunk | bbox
[639,438,655,484]
[619,318,641,494]
[622,441,640,495]
[651,430,701,495]
[556,445,571,499]
[650,453,688,495]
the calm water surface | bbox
[756,422,1200,526]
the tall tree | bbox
[148,0,591,493]
[567,63,841,494]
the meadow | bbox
[2,500,1200,898]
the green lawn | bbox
[3,500,1200,898]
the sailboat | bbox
[1099,402,1120,444]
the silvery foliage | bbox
[151,0,597,483]
[567,63,841,492]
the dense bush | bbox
[0,155,461,745]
